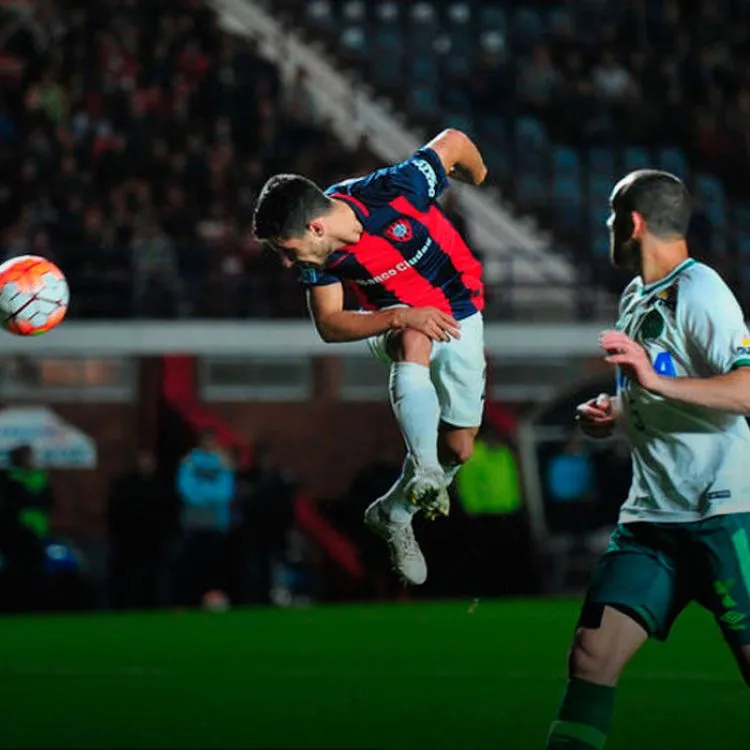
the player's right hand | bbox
[576,393,616,439]
[399,307,461,342]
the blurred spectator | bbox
[453,423,534,597]
[545,433,597,532]
[233,441,296,604]
[174,429,235,605]
[455,428,521,517]
[0,445,49,611]
[592,49,636,103]
[517,44,562,114]
[107,450,177,610]
[1,0,365,319]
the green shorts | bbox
[581,512,750,646]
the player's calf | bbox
[546,606,647,749]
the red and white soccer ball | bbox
[0,255,69,336]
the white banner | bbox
[0,406,97,469]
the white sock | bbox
[389,362,441,471]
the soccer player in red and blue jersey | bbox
[252,129,488,585]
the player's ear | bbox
[630,211,645,239]
[308,218,326,237]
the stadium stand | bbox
[4,0,750,314]
[272,0,750,305]
[0,0,379,319]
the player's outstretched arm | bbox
[308,284,460,343]
[601,330,750,414]
[426,129,488,186]
[642,368,750,414]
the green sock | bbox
[545,677,616,749]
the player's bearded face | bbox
[276,233,332,268]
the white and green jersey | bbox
[616,258,750,524]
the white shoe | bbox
[405,466,450,520]
[364,500,427,585]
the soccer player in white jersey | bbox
[545,170,750,750]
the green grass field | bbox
[0,599,745,750]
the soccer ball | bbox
[0,255,69,336]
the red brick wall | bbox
[212,402,403,499]
[39,405,137,538]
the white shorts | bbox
[367,311,486,428]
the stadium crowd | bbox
[0,0,378,319]
[291,0,750,301]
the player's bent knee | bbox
[387,329,432,365]
[568,628,625,687]
[444,431,475,465]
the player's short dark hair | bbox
[252,174,332,243]
[612,170,691,239]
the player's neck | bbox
[329,199,363,249]
[640,239,689,287]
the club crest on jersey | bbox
[385,219,413,243]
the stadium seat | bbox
[694,174,727,230]
[737,234,750,257]
[442,85,472,112]
[373,26,402,56]
[484,145,511,180]
[371,55,402,87]
[588,147,615,176]
[733,205,750,234]
[622,146,652,173]
[409,25,438,51]
[512,7,543,47]
[444,52,473,79]
[515,116,548,150]
[552,147,580,181]
[444,113,474,136]
[657,147,689,180]
[587,173,612,202]
[478,115,508,146]
[592,231,611,258]
[517,173,546,207]
[409,54,439,82]
[553,176,584,228]
[478,6,507,30]
[411,84,440,117]
[588,205,610,234]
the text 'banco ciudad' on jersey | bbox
[299,148,484,321]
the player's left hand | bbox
[599,330,661,392]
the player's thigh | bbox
[692,513,750,656]
[430,312,486,429]
[580,523,688,645]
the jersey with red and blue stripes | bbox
[298,147,484,321]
